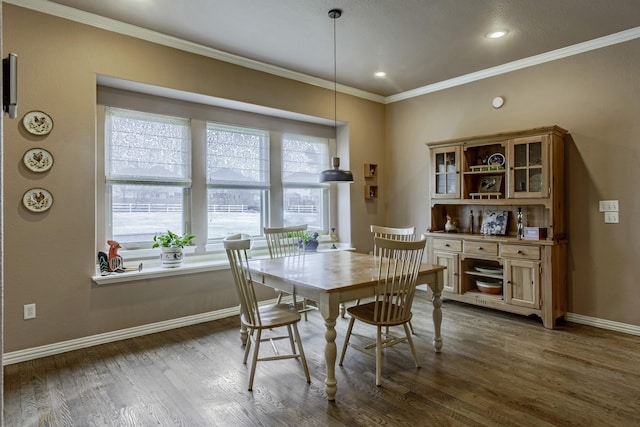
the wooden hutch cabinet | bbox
[425,126,568,329]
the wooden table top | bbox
[248,250,445,293]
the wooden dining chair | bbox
[224,234,310,391]
[370,225,416,251]
[339,235,427,387]
[370,225,417,333]
[264,224,317,320]
[342,225,418,332]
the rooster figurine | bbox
[107,240,123,272]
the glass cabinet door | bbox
[508,135,549,198]
[432,146,460,198]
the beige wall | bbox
[3,4,639,354]
[386,40,640,326]
[2,5,385,352]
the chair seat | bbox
[346,301,412,327]
[242,303,301,329]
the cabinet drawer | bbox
[433,238,462,252]
[463,241,498,256]
[501,244,540,260]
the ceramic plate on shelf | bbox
[475,266,503,275]
[476,279,501,287]
[487,153,505,166]
[22,188,53,212]
[22,110,54,135]
[23,148,54,172]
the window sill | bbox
[91,242,354,286]
[91,256,230,285]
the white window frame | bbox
[281,133,330,233]
[104,107,192,249]
[205,122,270,241]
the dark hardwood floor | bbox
[4,291,640,426]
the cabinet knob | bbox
[517,250,523,254]
[445,243,450,247]
[478,247,483,250]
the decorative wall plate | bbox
[23,148,54,172]
[22,110,54,135]
[22,188,53,212]
[487,153,505,166]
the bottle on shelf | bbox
[516,207,524,239]
[469,210,474,234]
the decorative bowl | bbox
[476,279,502,295]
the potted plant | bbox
[299,231,320,252]
[152,230,195,267]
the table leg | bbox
[431,287,442,352]
[320,302,339,401]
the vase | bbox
[303,240,319,252]
[160,246,184,268]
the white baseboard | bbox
[4,305,638,366]
[565,312,640,336]
[3,306,241,366]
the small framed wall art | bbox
[480,210,508,235]
[23,148,54,173]
[22,110,54,136]
[22,188,53,213]
[478,175,503,193]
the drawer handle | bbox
[478,247,483,250]
[445,243,450,247]
[517,250,523,254]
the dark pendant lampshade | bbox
[320,157,354,183]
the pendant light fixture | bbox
[319,8,354,183]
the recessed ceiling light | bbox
[486,30,508,39]
[374,71,386,78]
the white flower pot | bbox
[160,247,183,268]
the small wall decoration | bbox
[480,210,508,235]
[478,175,503,193]
[22,110,54,135]
[23,148,54,172]
[22,187,53,212]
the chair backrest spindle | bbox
[264,225,307,258]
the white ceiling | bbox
[23,0,640,98]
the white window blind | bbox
[206,123,269,187]
[282,134,329,185]
[106,107,191,185]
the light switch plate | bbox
[599,200,619,212]
[604,212,619,223]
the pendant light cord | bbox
[329,9,341,140]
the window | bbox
[206,123,269,239]
[98,86,339,255]
[282,134,329,232]
[105,107,191,245]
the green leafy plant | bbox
[301,231,319,244]
[152,230,196,248]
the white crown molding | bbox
[6,2,640,102]
[386,26,640,104]
[6,0,385,104]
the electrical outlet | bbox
[24,303,36,319]
[599,200,619,212]
[604,212,619,223]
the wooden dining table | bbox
[248,250,446,401]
